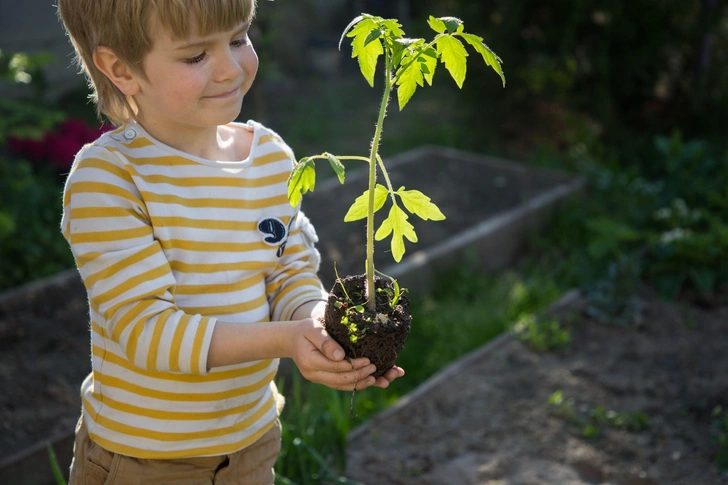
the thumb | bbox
[315,328,345,361]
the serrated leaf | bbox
[439,16,464,33]
[396,58,424,110]
[397,188,446,220]
[394,38,427,72]
[421,47,438,85]
[325,153,345,184]
[428,16,446,34]
[350,23,384,87]
[458,32,506,87]
[436,35,468,88]
[344,185,388,222]
[380,19,404,38]
[375,204,417,262]
[287,158,316,207]
[392,41,406,68]
[339,15,365,50]
[348,18,379,56]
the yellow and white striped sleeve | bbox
[61,145,216,375]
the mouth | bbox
[205,87,240,99]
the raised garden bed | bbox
[0,146,582,484]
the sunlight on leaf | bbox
[458,32,506,87]
[325,153,346,184]
[396,58,425,110]
[436,35,468,88]
[344,185,388,222]
[375,205,417,262]
[397,187,446,220]
[427,16,447,34]
[439,16,464,33]
[339,15,365,50]
[348,17,384,87]
[287,158,316,208]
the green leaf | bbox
[348,18,378,54]
[375,204,417,262]
[428,16,446,34]
[348,19,384,87]
[46,442,66,485]
[338,15,365,50]
[436,35,468,88]
[397,187,446,220]
[458,32,506,87]
[364,29,383,47]
[380,19,405,38]
[421,47,438,85]
[439,16,464,33]
[344,185,388,222]
[325,153,345,184]
[287,158,316,208]
[396,58,424,110]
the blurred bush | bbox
[0,50,105,291]
[409,0,727,137]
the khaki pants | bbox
[68,416,282,485]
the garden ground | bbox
[3,273,728,484]
[346,289,728,485]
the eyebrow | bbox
[175,22,250,51]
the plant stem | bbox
[365,60,392,310]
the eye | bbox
[185,52,206,64]
[230,35,249,48]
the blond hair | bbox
[57,0,256,126]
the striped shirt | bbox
[61,120,327,458]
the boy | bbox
[56,0,404,483]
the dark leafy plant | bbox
[586,253,643,326]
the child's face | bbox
[132,17,258,132]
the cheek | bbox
[242,48,259,78]
[166,73,207,104]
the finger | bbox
[303,350,371,375]
[326,364,376,391]
[372,366,405,388]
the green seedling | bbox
[288,14,505,310]
[514,314,571,352]
[375,269,404,307]
[548,391,650,439]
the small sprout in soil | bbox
[548,391,650,439]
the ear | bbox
[93,46,141,96]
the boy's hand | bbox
[289,317,378,391]
[372,365,405,389]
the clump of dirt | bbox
[324,275,411,379]
[347,289,728,485]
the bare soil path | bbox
[347,290,728,485]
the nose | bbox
[214,47,243,83]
